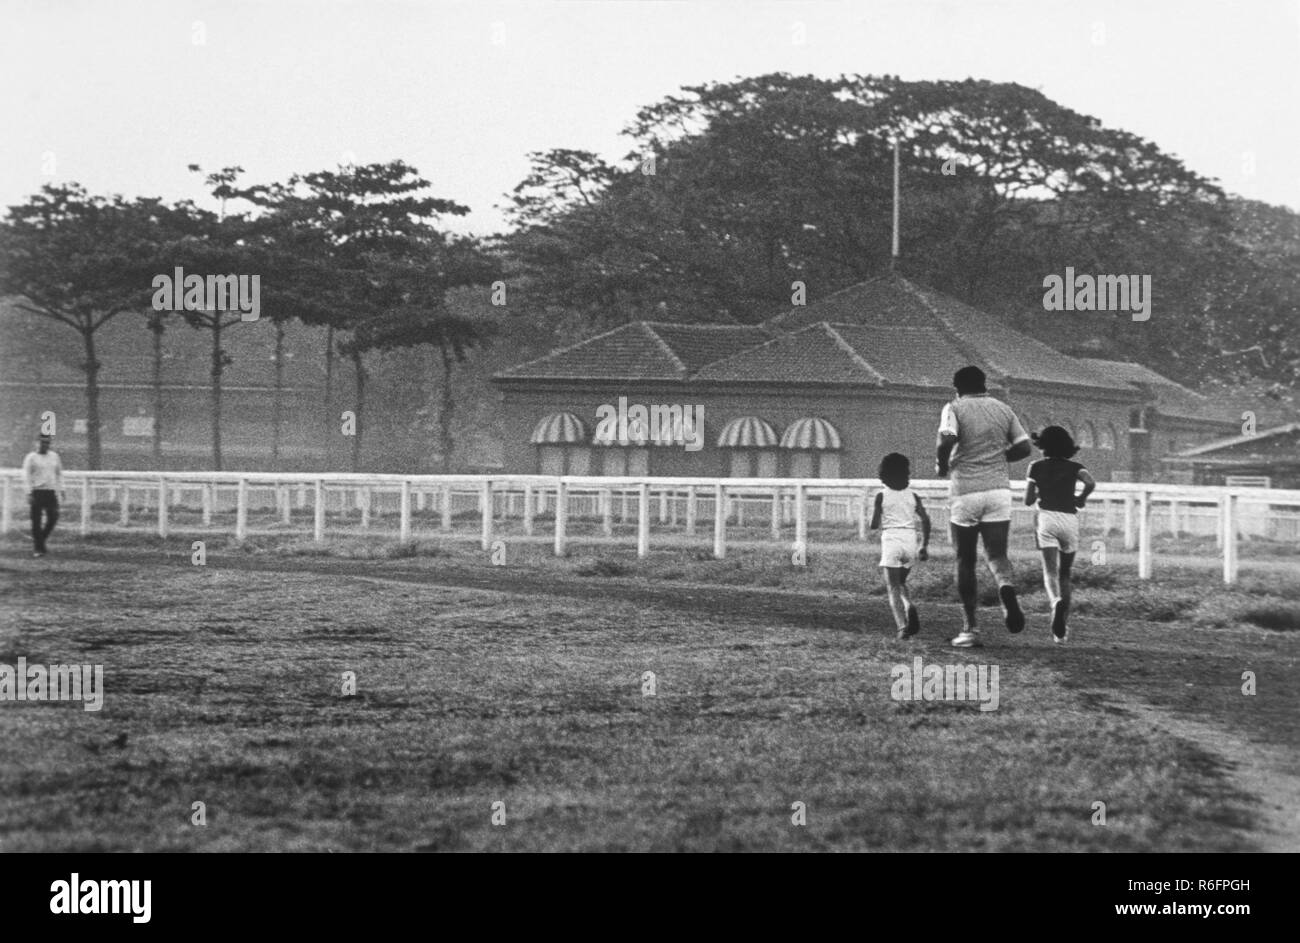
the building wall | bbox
[1,383,326,471]
[498,383,1138,481]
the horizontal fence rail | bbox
[5,470,1299,584]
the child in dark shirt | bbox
[1024,426,1096,643]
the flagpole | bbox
[891,139,900,271]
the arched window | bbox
[1076,421,1095,449]
[530,412,590,475]
[594,415,650,477]
[779,417,842,479]
[1098,423,1116,450]
[718,416,780,478]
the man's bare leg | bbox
[951,523,980,632]
[979,520,1024,633]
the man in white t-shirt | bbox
[22,434,64,557]
[935,366,1032,648]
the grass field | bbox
[1,531,1297,852]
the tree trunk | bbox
[150,314,164,465]
[272,320,285,468]
[210,319,224,471]
[81,326,103,470]
[323,325,334,470]
[438,342,455,474]
[349,348,365,473]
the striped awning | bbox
[717,416,779,449]
[780,417,842,450]
[530,412,587,445]
[592,416,650,446]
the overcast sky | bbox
[3,0,1298,235]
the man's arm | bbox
[1024,479,1038,507]
[21,454,34,495]
[1075,468,1096,508]
[869,491,883,530]
[1005,410,1032,463]
[914,494,931,558]
[936,434,957,478]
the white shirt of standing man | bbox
[23,438,64,495]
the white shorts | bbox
[879,529,918,569]
[1036,510,1079,553]
[949,488,1012,528]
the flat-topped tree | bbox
[258,161,497,472]
[0,184,179,468]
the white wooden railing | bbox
[3,470,1299,584]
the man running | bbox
[23,433,63,558]
[935,366,1032,648]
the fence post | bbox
[771,488,781,541]
[441,486,452,532]
[523,484,534,536]
[858,492,868,541]
[685,485,697,536]
[658,488,668,524]
[638,481,650,558]
[1222,491,1238,584]
[120,486,130,526]
[481,480,493,551]
[360,487,371,529]
[1137,489,1151,579]
[314,479,325,542]
[1123,496,1136,550]
[399,479,411,542]
[1,476,11,534]
[80,476,91,536]
[795,483,807,549]
[202,484,213,526]
[670,491,678,527]
[280,486,291,525]
[157,477,168,538]
[713,483,726,559]
[554,480,568,556]
[602,488,613,536]
[235,478,248,541]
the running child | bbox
[869,453,931,639]
[1024,426,1096,643]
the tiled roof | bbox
[692,323,884,385]
[496,322,768,381]
[497,276,1144,395]
[1172,423,1300,457]
[1079,359,1237,423]
[766,274,1136,393]
[643,323,771,373]
[825,324,971,387]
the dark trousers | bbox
[30,489,59,552]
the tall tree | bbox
[0,184,175,468]
[259,161,497,471]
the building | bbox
[1077,358,1240,480]
[493,273,1233,481]
[1163,424,1300,488]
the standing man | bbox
[23,433,63,558]
[936,366,1032,648]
